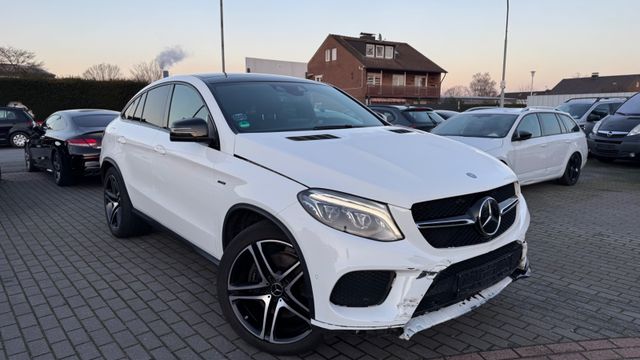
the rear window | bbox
[556,102,592,119]
[616,93,640,115]
[432,113,518,138]
[73,114,117,128]
[404,110,444,124]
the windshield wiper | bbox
[312,124,359,130]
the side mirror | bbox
[512,130,532,141]
[170,118,213,143]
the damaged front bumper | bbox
[400,262,531,340]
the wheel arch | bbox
[222,203,316,317]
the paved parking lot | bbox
[1,147,639,359]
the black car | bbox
[25,109,118,185]
[0,107,36,147]
[368,105,445,131]
[587,93,640,162]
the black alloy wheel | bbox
[218,221,322,354]
[51,150,73,186]
[102,167,150,237]
[559,153,582,186]
[104,174,123,232]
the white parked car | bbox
[100,74,531,354]
[432,108,588,186]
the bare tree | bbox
[82,63,122,81]
[0,45,46,77]
[130,60,162,83]
[443,85,471,98]
[469,72,498,97]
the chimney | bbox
[591,72,599,78]
[359,32,375,40]
[162,70,169,78]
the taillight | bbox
[67,138,99,147]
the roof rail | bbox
[564,96,629,103]
[522,106,555,112]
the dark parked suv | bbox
[369,105,444,131]
[588,93,640,162]
[0,107,36,147]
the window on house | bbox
[392,74,405,86]
[375,45,384,58]
[366,44,375,57]
[331,48,337,61]
[385,46,394,59]
[314,75,323,82]
[325,49,330,62]
[414,76,427,87]
[367,74,381,86]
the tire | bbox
[103,167,151,237]
[558,153,582,186]
[51,150,74,186]
[217,221,323,354]
[25,149,38,172]
[10,132,29,148]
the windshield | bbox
[207,81,384,133]
[556,102,592,119]
[404,110,444,124]
[73,114,117,128]
[616,93,640,115]
[432,113,518,138]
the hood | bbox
[234,127,517,209]
[599,113,640,132]
[441,136,504,153]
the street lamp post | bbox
[220,0,226,73]
[499,0,510,108]
[530,70,536,97]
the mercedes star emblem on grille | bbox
[476,197,501,236]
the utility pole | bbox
[499,0,509,107]
[220,0,226,73]
[530,70,536,97]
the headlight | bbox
[592,120,602,134]
[298,189,403,241]
[628,124,640,136]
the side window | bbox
[538,113,562,136]
[133,93,147,121]
[168,84,211,128]
[590,104,609,120]
[44,115,61,130]
[376,109,396,123]
[5,110,17,120]
[558,114,579,132]
[610,102,623,114]
[141,85,171,128]
[515,114,541,138]
[123,97,140,120]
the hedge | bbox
[0,78,147,121]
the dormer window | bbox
[366,44,394,59]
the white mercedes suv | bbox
[100,74,530,354]
[432,108,588,186]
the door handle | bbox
[540,144,548,148]
[154,145,166,155]
[117,136,126,144]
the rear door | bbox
[119,85,172,215]
[510,114,547,182]
[537,112,566,175]
[31,114,62,167]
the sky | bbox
[4,0,639,92]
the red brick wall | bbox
[307,36,367,101]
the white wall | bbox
[527,92,636,107]
[245,57,307,78]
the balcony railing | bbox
[366,85,440,98]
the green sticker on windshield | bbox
[239,120,251,128]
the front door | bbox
[510,114,547,182]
